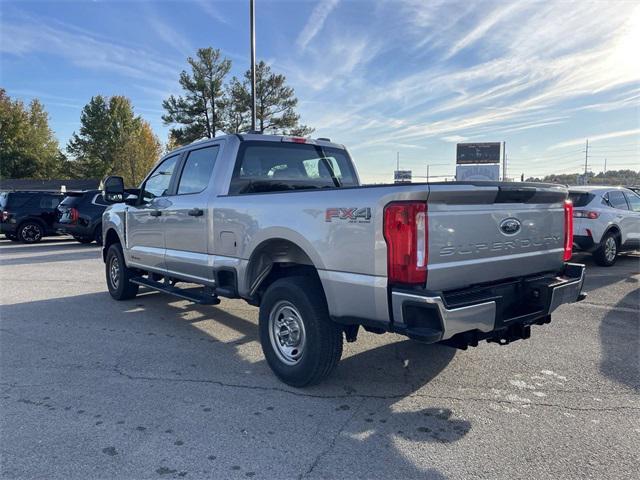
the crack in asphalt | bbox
[575,301,639,313]
[107,366,639,413]
[300,398,365,479]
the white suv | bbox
[569,186,640,266]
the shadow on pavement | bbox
[0,249,101,266]
[1,286,462,478]
[599,288,640,391]
[576,253,639,292]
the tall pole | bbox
[604,158,607,174]
[427,164,430,183]
[396,152,399,171]
[502,141,506,181]
[584,139,589,184]
[250,0,257,132]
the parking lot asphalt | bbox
[0,238,638,480]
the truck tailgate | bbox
[426,183,568,291]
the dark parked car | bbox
[54,190,108,245]
[0,190,64,243]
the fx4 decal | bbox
[325,207,372,223]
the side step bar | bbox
[130,277,221,305]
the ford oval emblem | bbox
[499,218,521,236]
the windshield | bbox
[229,141,358,194]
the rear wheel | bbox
[594,231,618,266]
[18,221,43,243]
[105,243,139,300]
[259,276,343,387]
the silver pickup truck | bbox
[101,134,585,386]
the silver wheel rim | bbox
[604,237,617,262]
[22,224,41,242]
[268,301,306,366]
[109,255,120,289]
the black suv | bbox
[54,190,108,245]
[0,191,64,243]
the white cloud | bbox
[296,0,340,51]
[550,129,640,150]
[441,135,468,143]
[193,0,229,25]
[444,2,526,59]
[0,20,178,83]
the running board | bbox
[130,277,221,305]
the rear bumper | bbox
[0,223,17,235]
[573,235,597,252]
[390,263,585,345]
[54,222,91,238]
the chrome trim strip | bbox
[549,264,585,313]
[391,291,496,341]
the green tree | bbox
[0,89,62,179]
[115,121,161,186]
[67,95,161,186]
[162,47,231,144]
[224,61,313,136]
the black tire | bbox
[105,243,139,300]
[94,224,103,246]
[74,236,93,244]
[18,221,44,243]
[259,276,343,387]
[594,231,619,266]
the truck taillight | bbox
[1,211,8,222]
[563,200,573,261]
[70,207,79,223]
[383,202,427,285]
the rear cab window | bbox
[229,141,357,194]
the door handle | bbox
[188,208,204,217]
[149,210,162,217]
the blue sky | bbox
[1,0,638,183]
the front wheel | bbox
[259,276,343,387]
[105,243,139,300]
[594,231,618,266]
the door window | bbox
[607,191,629,210]
[142,155,179,202]
[624,192,640,212]
[177,145,219,195]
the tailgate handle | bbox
[188,208,204,217]
[149,210,162,217]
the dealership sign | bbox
[456,143,501,164]
[456,164,500,181]
[394,170,412,183]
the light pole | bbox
[250,0,257,132]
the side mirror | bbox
[101,175,125,203]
